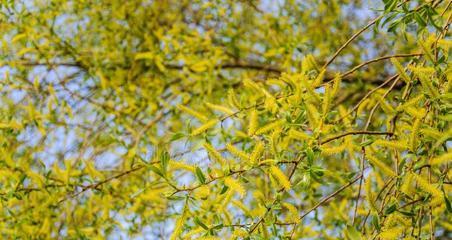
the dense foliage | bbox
[0,0,451,239]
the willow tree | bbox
[0,0,451,239]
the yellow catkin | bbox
[374,139,409,151]
[255,119,285,135]
[331,73,341,97]
[194,185,210,199]
[400,172,414,195]
[191,119,218,136]
[264,93,278,113]
[306,103,320,127]
[410,118,421,151]
[430,151,452,165]
[405,106,425,118]
[170,208,187,240]
[391,58,410,83]
[178,105,208,122]
[183,228,204,239]
[378,96,395,114]
[248,109,258,136]
[439,221,452,231]
[419,75,439,98]
[222,206,232,224]
[252,205,267,219]
[270,129,280,156]
[384,214,397,228]
[302,54,318,72]
[378,226,404,240]
[232,200,251,216]
[322,84,331,116]
[338,105,351,127]
[203,143,225,165]
[170,161,196,172]
[320,144,347,156]
[225,177,245,197]
[226,143,249,160]
[410,66,439,98]
[198,237,221,240]
[250,141,264,165]
[412,174,442,199]
[282,202,299,223]
[396,94,424,111]
[27,170,45,188]
[395,214,411,227]
[84,161,104,179]
[365,178,377,211]
[205,102,235,115]
[419,40,435,63]
[243,78,262,94]
[421,128,441,139]
[385,212,411,228]
[0,120,23,130]
[227,88,240,109]
[300,75,321,102]
[222,190,234,209]
[367,155,396,177]
[269,166,291,191]
[288,129,312,141]
[232,228,248,238]
[313,69,325,87]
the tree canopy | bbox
[0,0,451,239]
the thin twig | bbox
[323,16,383,69]
[320,131,393,145]
[290,174,363,237]
[339,53,421,79]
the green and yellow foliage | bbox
[0,0,450,239]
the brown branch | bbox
[169,168,247,196]
[360,176,397,232]
[320,131,393,145]
[58,163,152,203]
[165,61,282,74]
[301,174,362,219]
[333,74,399,124]
[15,60,83,68]
[289,173,363,237]
[248,154,303,234]
[323,0,432,69]
[323,16,382,69]
[338,53,422,80]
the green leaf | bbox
[371,215,380,231]
[383,0,397,13]
[306,148,314,166]
[170,132,186,142]
[398,210,415,217]
[413,13,426,28]
[194,216,209,230]
[166,196,185,201]
[344,225,362,240]
[135,52,154,60]
[219,185,229,195]
[360,139,374,147]
[160,150,170,174]
[195,167,206,184]
[444,194,452,213]
[384,204,397,215]
[148,165,164,178]
[211,224,224,230]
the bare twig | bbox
[290,174,363,237]
[320,131,393,145]
[322,16,383,69]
